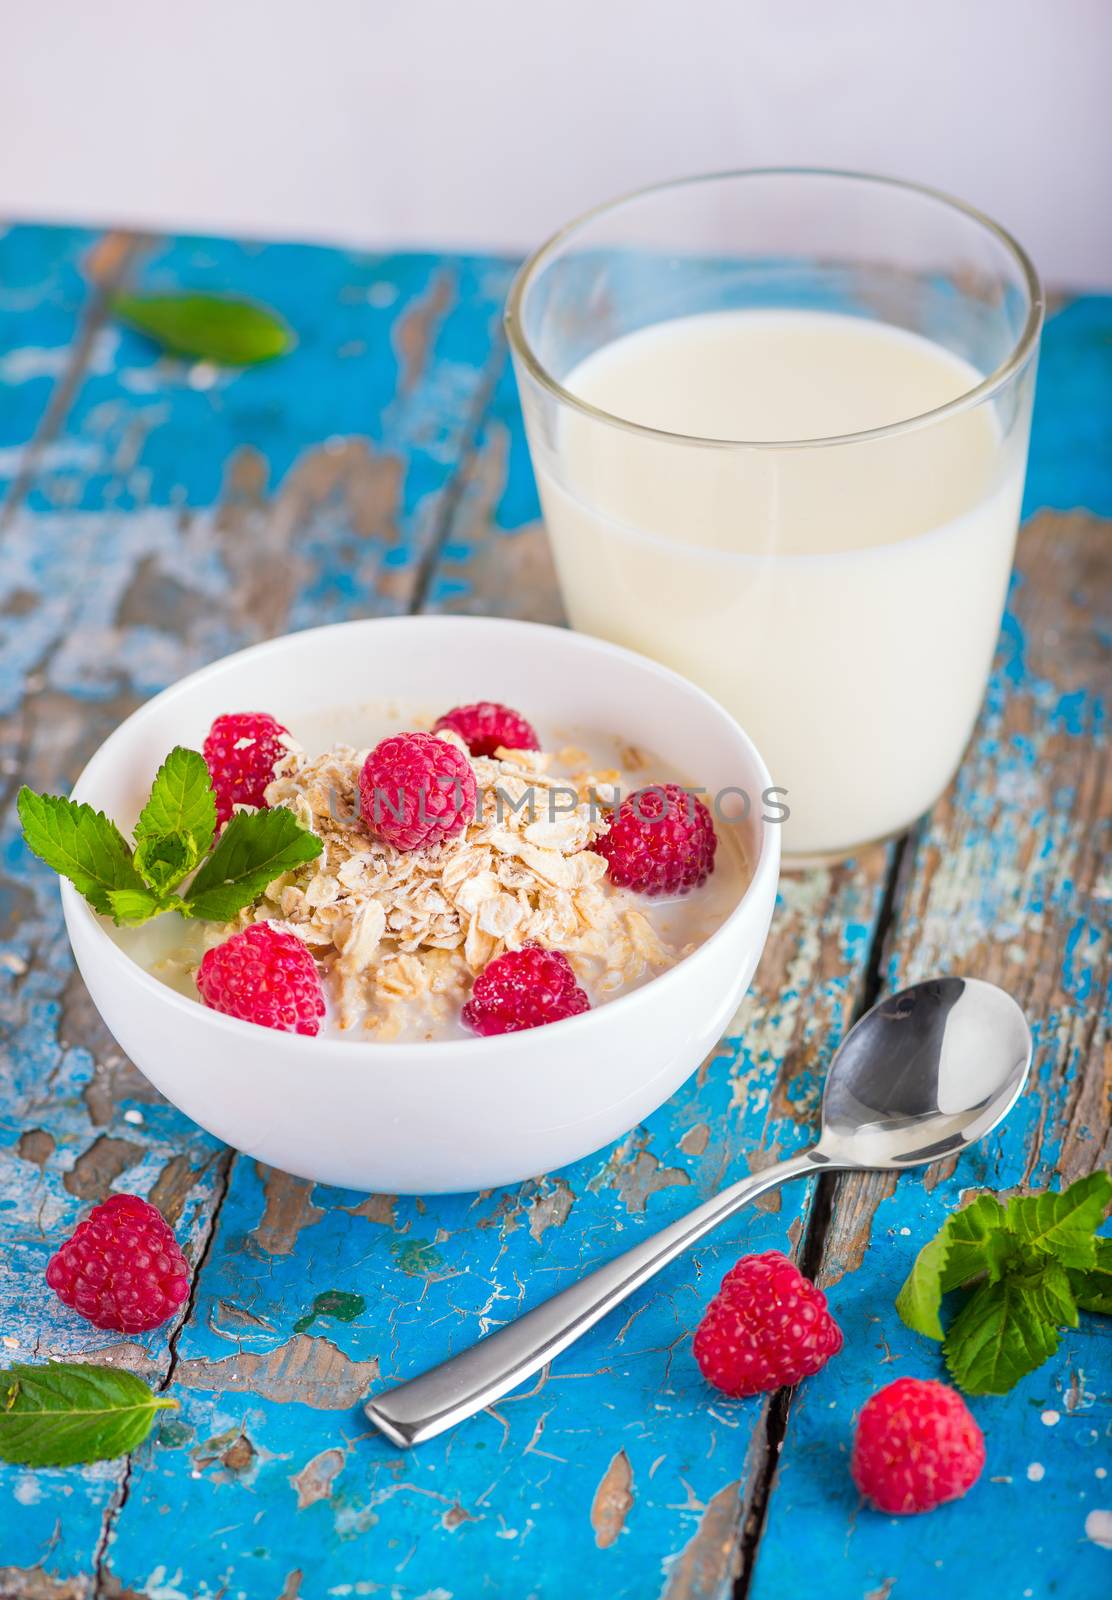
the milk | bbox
[528,310,1030,858]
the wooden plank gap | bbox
[408,334,510,616]
[0,230,149,533]
[91,1146,236,1600]
[733,834,912,1597]
[854,831,913,1025]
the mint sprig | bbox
[18,744,320,927]
[897,1172,1112,1394]
[0,1362,176,1466]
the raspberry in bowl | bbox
[59,616,779,1192]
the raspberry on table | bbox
[692,1250,843,1397]
[45,1193,190,1334]
[597,782,717,896]
[359,731,477,852]
[851,1377,985,1514]
[432,701,540,759]
[203,711,291,826]
[462,945,591,1036]
[196,922,325,1035]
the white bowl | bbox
[61,617,779,1193]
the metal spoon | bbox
[365,976,1031,1447]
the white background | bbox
[3,0,1110,286]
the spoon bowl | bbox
[817,976,1032,1168]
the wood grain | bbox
[0,225,1107,1600]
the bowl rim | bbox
[62,614,780,1061]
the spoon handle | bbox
[365,1147,826,1447]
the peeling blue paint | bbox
[0,228,1106,1600]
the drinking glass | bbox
[506,170,1043,862]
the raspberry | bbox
[203,712,290,826]
[359,732,477,852]
[692,1251,843,1397]
[851,1377,985,1514]
[462,945,590,1036]
[432,702,540,759]
[196,922,325,1035]
[597,782,717,896]
[45,1193,190,1333]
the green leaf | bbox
[0,1362,176,1467]
[943,1278,1060,1396]
[941,1194,1012,1289]
[17,788,146,917]
[1070,1237,1112,1314]
[111,292,294,366]
[133,831,197,897]
[898,1179,1110,1397]
[105,886,186,925]
[134,747,216,862]
[1006,1172,1112,1270]
[1017,1258,1079,1329]
[183,806,320,922]
[896,1194,1009,1340]
[895,1228,951,1341]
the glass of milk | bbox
[505,170,1043,863]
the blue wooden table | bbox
[0,226,1108,1600]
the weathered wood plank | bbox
[0,228,513,1592]
[1021,296,1112,517]
[424,349,565,624]
[0,229,140,533]
[750,506,1111,1599]
[0,226,131,512]
[1,231,1106,1600]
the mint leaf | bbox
[1006,1172,1112,1270]
[1018,1258,1079,1329]
[183,807,320,922]
[106,886,186,925]
[943,1278,1060,1396]
[1071,1237,1112,1314]
[0,1362,176,1466]
[133,831,196,896]
[896,1194,1009,1339]
[112,292,293,366]
[895,1228,951,1340]
[134,747,216,862]
[17,788,146,917]
[940,1194,1011,1288]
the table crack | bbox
[733,832,911,1596]
[407,334,510,616]
[91,1147,236,1598]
